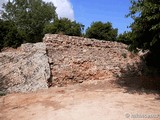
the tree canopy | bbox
[128,0,160,50]
[0,19,23,50]
[85,21,118,41]
[43,18,84,36]
[128,0,160,67]
[117,31,132,45]
[1,0,57,43]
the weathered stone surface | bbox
[43,34,144,86]
[0,34,145,93]
[0,43,50,93]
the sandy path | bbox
[0,79,160,120]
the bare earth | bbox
[0,79,160,120]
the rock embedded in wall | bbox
[43,34,144,86]
[0,43,50,93]
[0,34,145,93]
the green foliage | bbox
[127,0,160,50]
[0,19,23,50]
[117,31,132,45]
[43,18,84,36]
[128,0,160,68]
[85,21,118,41]
[1,0,57,43]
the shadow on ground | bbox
[115,76,160,96]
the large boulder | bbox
[0,43,50,93]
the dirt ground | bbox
[0,78,160,120]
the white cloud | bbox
[0,0,6,10]
[44,0,75,21]
[0,0,75,21]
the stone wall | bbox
[0,34,145,93]
[44,34,144,86]
[0,43,50,93]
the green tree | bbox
[43,18,84,36]
[85,21,118,41]
[0,19,23,50]
[127,0,160,67]
[1,0,57,43]
[117,31,132,45]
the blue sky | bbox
[70,0,133,34]
[0,0,133,34]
